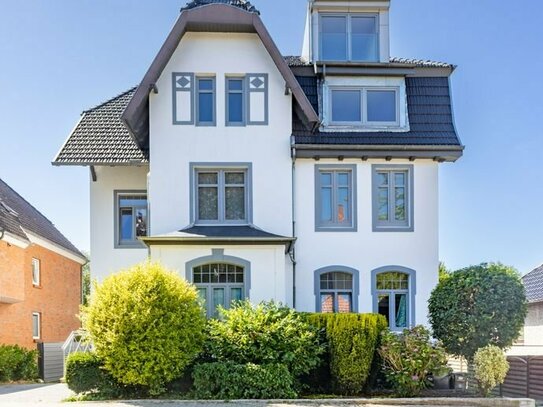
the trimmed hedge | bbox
[0,345,38,382]
[192,362,296,399]
[304,313,388,395]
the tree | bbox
[438,262,451,282]
[428,262,527,360]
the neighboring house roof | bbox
[0,178,85,259]
[54,88,147,166]
[523,265,543,304]
[181,0,259,14]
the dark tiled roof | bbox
[284,56,310,67]
[54,87,148,165]
[284,56,454,69]
[0,178,84,258]
[181,0,259,14]
[180,225,289,239]
[523,265,543,303]
[293,76,462,146]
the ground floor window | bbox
[373,269,414,330]
[32,312,41,340]
[193,263,245,318]
[315,266,359,313]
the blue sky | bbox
[0,0,542,274]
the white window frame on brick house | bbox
[31,258,40,286]
[32,312,41,340]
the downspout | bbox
[0,227,4,240]
[290,136,297,309]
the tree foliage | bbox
[473,345,509,397]
[428,262,527,360]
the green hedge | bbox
[0,345,38,382]
[192,362,297,399]
[304,313,388,395]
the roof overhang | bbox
[293,143,465,162]
[141,235,295,246]
[314,62,454,77]
[24,230,87,265]
[122,4,320,149]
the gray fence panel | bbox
[37,342,64,382]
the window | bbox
[315,165,356,231]
[330,87,398,126]
[192,165,251,225]
[32,312,40,339]
[193,263,246,318]
[115,192,148,247]
[375,272,410,330]
[314,266,359,313]
[226,77,245,126]
[196,77,216,126]
[372,165,413,232]
[320,14,378,62]
[32,258,40,286]
[172,72,194,125]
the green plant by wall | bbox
[304,313,388,395]
[473,345,509,397]
[204,300,324,380]
[82,262,206,395]
[428,262,527,360]
[379,326,449,397]
[0,345,38,382]
[192,362,297,399]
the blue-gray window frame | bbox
[189,162,253,225]
[172,72,194,125]
[371,265,416,331]
[314,266,359,312]
[315,164,357,232]
[246,73,269,126]
[196,76,216,127]
[372,164,414,232]
[113,190,148,249]
[319,13,380,62]
[185,249,251,318]
[225,76,246,126]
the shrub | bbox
[473,345,509,397]
[304,313,388,395]
[82,262,206,394]
[205,301,323,380]
[192,362,296,399]
[379,326,449,397]
[0,345,38,382]
[429,262,527,360]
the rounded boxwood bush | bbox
[82,262,206,394]
[428,263,527,360]
[473,345,509,397]
[65,352,103,394]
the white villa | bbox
[54,0,463,328]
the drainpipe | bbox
[290,136,297,309]
[0,227,4,240]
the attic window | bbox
[320,14,379,62]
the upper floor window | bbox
[226,77,245,126]
[115,192,148,248]
[330,87,399,127]
[320,14,379,62]
[192,165,251,225]
[315,165,356,231]
[196,77,216,126]
[31,258,40,286]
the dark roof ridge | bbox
[181,0,259,15]
[83,86,137,114]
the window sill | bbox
[373,226,414,233]
[321,124,408,133]
[115,242,147,249]
[315,226,357,233]
[32,284,42,289]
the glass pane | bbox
[199,79,213,91]
[367,90,396,122]
[211,264,219,283]
[320,293,334,313]
[198,172,218,185]
[228,79,243,91]
[120,208,133,241]
[378,294,390,324]
[197,288,206,304]
[32,315,39,337]
[225,187,245,220]
[351,17,378,61]
[395,187,406,221]
[120,197,146,207]
[213,288,225,318]
[332,90,361,122]
[395,294,408,328]
[198,187,218,220]
[135,208,147,237]
[377,172,388,186]
[193,267,202,283]
[225,172,244,185]
[320,272,352,290]
[228,93,243,123]
[230,287,243,303]
[351,16,377,34]
[378,187,389,221]
[198,93,214,123]
[320,172,332,186]
[337,187,349,223]
[377,272,409,291]
[394,172,405,186]
[337,173,349,186]
[337,293,352,313]
[321,16,347,60]
[321,187,332,222]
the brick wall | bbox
[0,240,82,349]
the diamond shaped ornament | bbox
[250,77,264,88]
[177,76,191,88]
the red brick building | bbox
[0,179,86,349]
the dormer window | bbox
[320,14,379,62]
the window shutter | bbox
[246,74,268,125]
[172,72,194,125]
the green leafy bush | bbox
[304,313,388,395]
[379,326,449,397]
[0,345,38,382]
[429,262,527,360]
[473,345,509,397]
[65,352,103,394]
[192,362,296,399]
[205,301,323,380]
[82,262,206,395]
